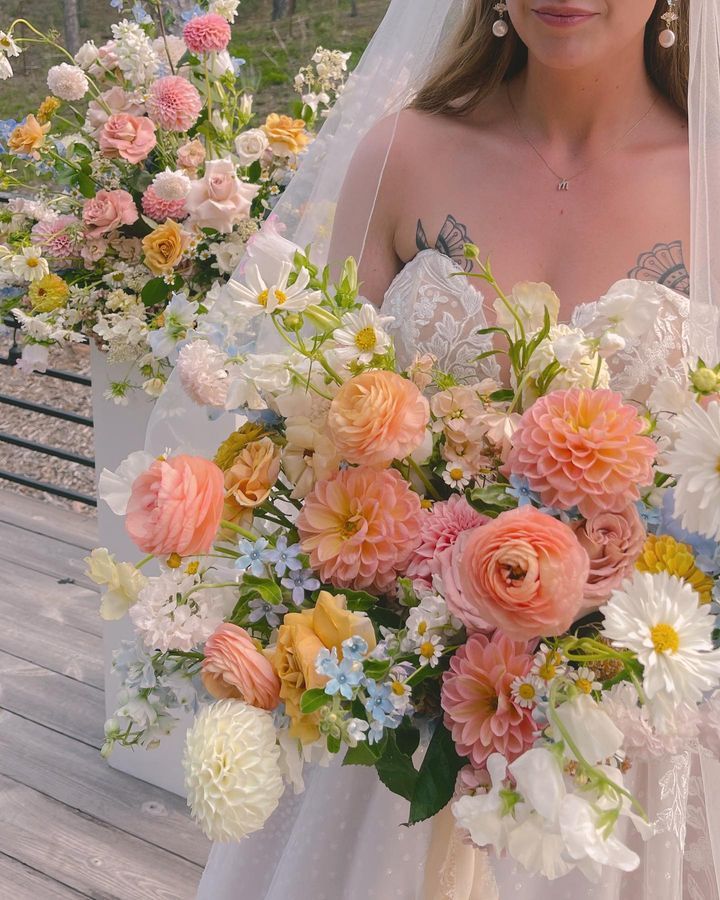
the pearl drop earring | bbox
[492,2,509,37]
[659,0,679,48]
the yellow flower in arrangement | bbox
[261,113,311,157]
[8,114,50,159]
[36,96,61,125]
[636,534,714,604]
[27,273,70,312]
[213,423,270,471]
[141,219,189,275]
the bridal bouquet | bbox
[90,232,720,883]
[0,3,349,397]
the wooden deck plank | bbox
[0,488,97,549]
[0,524,95,590]
[0,852,89,899]
[0,774,202,900]
[0,710,209,867]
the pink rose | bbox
[86,86,145,138]
[82,189,138,236]
[99,113,157,164]
[80,235,108,264]
[125,454,224,557]
[202,623,281,710]
[177,138,206,172]
[440,506,589,641]
[573,505,646,606]
[185,158,259,233]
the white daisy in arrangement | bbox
[511,674,544,708]
[418,633,444,668]
[531,644,567,683]
[664,400,720,541]
[442,462,472,490]
[601,571,720,730]
[0,31,21,57]
[226,260,321,320]
[10,247,50,282]
[569,666,602,695]
[329,304,394,365]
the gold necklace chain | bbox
[506,84,659,192]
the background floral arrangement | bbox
[0,1,349,401]
[89,230,720,881]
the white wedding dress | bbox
[197,249,719,900]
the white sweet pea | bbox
[559,790,640,873]
[452,753,514,851]
[0,55,13,80]
[16,343,49,374]
[509,747,566,822]
[85,547,147,620]
[598,331,626,358]
[593,280,661,340]
[74,40,99,68]
[98,450,155,515]
[551,693,624,764]
[494,281,560,334]
[506,811,573,880]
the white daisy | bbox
[442,463,471,490]
[569,666,602,695]
[0,31,21,57]
[531,644,567,683]
[330,304,394,365]
[418,633,444,668]
[0,54,12,80]
[600,571,720,730]
[226,261,321,321]
[664,400,720,541]
[511,674,544,708]
[11,247,49,282]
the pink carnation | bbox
[141,185,188,221]
[183,13,231,53]
[297,466,423,593]
[31,215,82,260]
[505,388,657,519]
[441,632,536,768]
[405,495,489,586]
[146,76,203,132]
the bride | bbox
[183,0,720,896]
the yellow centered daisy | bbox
[517,682,536,701]
[167,552,183,569]
[651,622,680,654]
[391,681,407,696]
[186,561,200,575]
[26,256,40,268]
[257,288,287,308]
[417,620,428,636]
[420,641,436,659]
[537,660,557,681]
[354,326,377,352]
[575,678,594,694]
[449,467,464,481]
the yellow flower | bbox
[8,114,50,159]
[214,423,269,471]
[142,219,189,275]
[262,113,311,157]
[636,534,714,604]
[28,273,69,312]
[37,96,61,125]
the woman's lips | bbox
[532,8,598,27]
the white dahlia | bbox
[184,700,285,841]
[47,63,89,101]
[664,400,720,541]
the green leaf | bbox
[363,659,391,681]
[300,688,332,714]
[376,733,418,802]
[343,739,383,767]
[490,389,515,403]
[341,589,379,612]
[247,159,261,181]
[75,172,96,198]
[465,483,517,517]
[408,722,466,825]
[239,574,283,606]
[406,661,447,688]
[141,277,173,306]
[327,733,341,754]
[395,721,420,757]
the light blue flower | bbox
[315,647,339,677]
[342,635,368,662]
[181,4,204,22]
[132,1,153,23]
[363,680,395,725]
[268,535,303,577]
[637,498,662,529]
[109,0,124,9]
[235,537,273,577]
[281,568,320,606]
[231,56,246,75]
[507,474,534,507]
[247,597,288,628]
[660,488,717,561]
[325,657,364,700]
[367,719,385,745]
[0,118,18,153]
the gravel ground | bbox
[0,325,96,516]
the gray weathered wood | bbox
[0,488,97,549]
[0,524,96,590]
[0,852,89,899]
[0,710,209,867]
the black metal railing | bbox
[0,313,96,507]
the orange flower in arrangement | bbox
[142,219,190,275]
[262,113,311,157]
[8,115,50,159]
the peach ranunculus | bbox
[223,437,281,529]
[177,138,206,173]
[82,189,138,236]
[271,591,376,742]
[262,113,311,157]
[125,454,224,557]
[573,505,646,607]
[437,506,590,641]
[99,113,157,163]
[327,370,430,468]
[85,86,145,138]
[185,158,260,233]
[8,115,50,159]
[142,219,190,275]
[202,623,281,710]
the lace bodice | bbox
[381,249,690,400]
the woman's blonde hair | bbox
[412,0,689,116]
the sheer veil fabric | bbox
[144,0,720,896]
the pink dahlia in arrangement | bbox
[297,466,424,592]
[202,623,281,710]
[505,388,656,519]
[125,454,225,557]
[141,185,188,222]
[441,631,536,768]
[405,495,489,586]
[327,370,430,468]
[438,506,589,641]
[183,13,231,53]
[146,76,203,133]
[31,215,82,259]
[573,504,646,606]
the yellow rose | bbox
[142,219,189,275]
[262,113,311,157]
[28,273,70,312]
[221,437,281,532]
[272,592,376,742]
[8,114,50,159]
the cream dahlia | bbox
[146,75,202,132]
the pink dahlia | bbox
[141,185,188,221]
[183,13,231,53]
[441,632,536,768]
[146,76,203,133]
[297,466,423,593]
[31,215,82,260]
[405,495,489,586]
[505,388,657,519]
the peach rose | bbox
[99,113,157,163]
[142,219,190,275]
[185,158,260,233]
[86,86,145,138]
[125,454,224,557]
[438,506,589,641]
[177,138,206,172]
[8,115,50,159]
[573,505,646,606]
[262,113,311,157]
[82,189,138,236]
[202,623,281,710]
[223,437,281,528]
[272,591,376,742]
[327,370,430,468]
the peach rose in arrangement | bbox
[82,189,138,236]
[223,437,281,528]
[177,138,206,172]
[262,113,311,157]
[185,158,260,233]
[142,219,190,275]
[202,623,281,710]
[272,591,376,742]
[328,370,430,468]
[85,86,145,138]
[573,505,646,606]
[438,506,589,641]
[99,113,156,163]
[8,115,50,158]
[125,454,224,557]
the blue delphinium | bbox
[131,1,153,23]
[235,537,273,577]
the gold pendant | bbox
[558,179,569,191]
